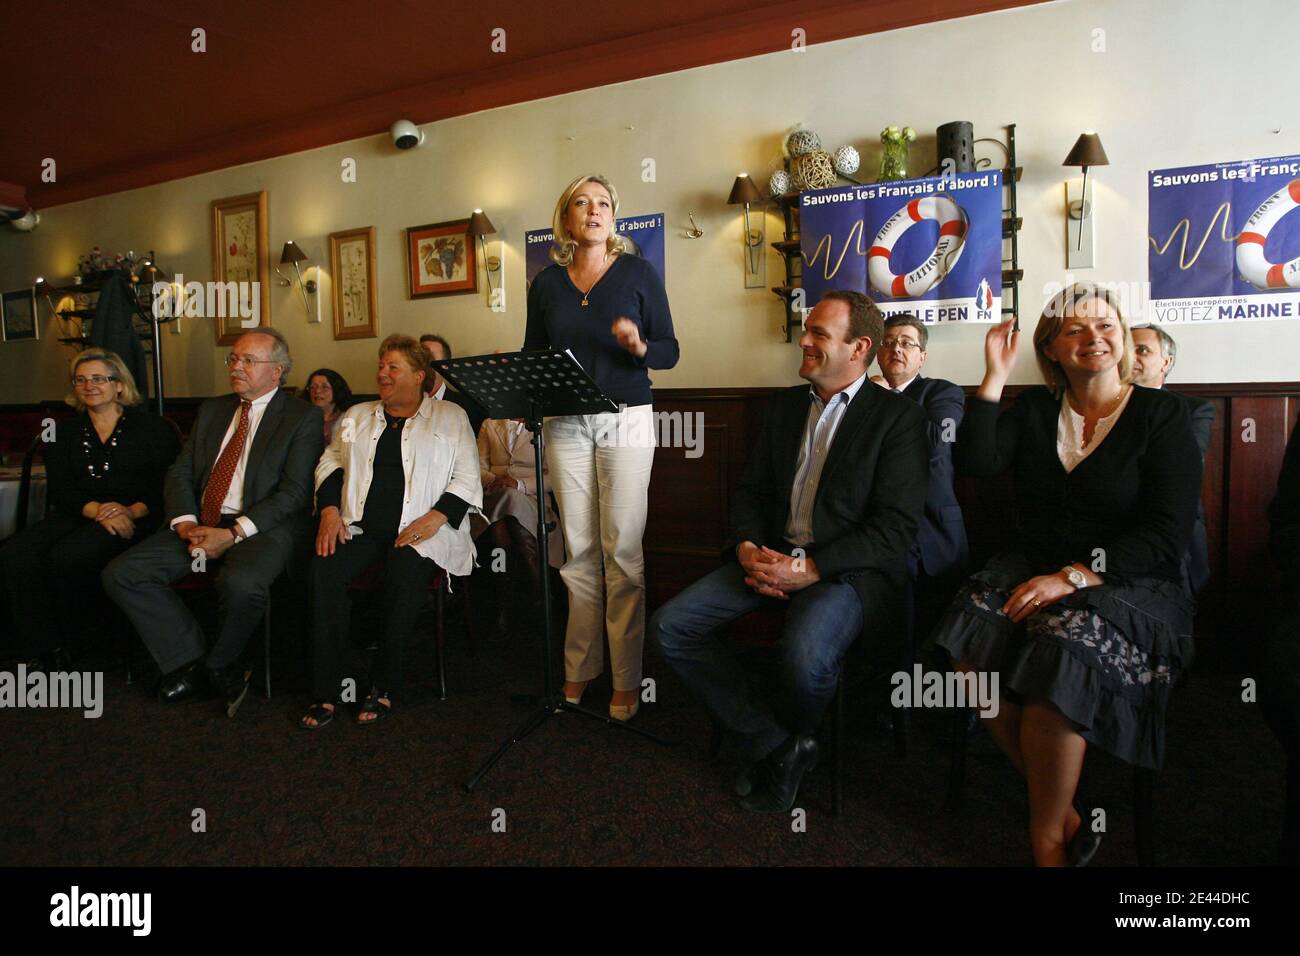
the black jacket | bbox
[900,375,969,580]
[955,385,1202,584]
[1270,416,1300,594]
[727,381,929,609]
[165,388,323,547]
[1171,389,1215,593]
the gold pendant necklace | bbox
[577,255,609,307]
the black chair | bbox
[14,431,51,534]
[707,593,911,818]
[945,705,1160,866]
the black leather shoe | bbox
[158,662,205,703]
[738,735,818,813]
[209,665,253,718]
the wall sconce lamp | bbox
[1063,132,1109,268]
[276,240,317,316]
[468,209,502,308]
[33,276,56,316]
[727,173,765,288]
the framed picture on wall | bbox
[1,289,39,342]
[406,219,477,298]
[329,226,378,340]
[211,190,271,345]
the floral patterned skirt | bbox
[929,552,1195,769]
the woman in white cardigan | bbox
[472,418,563,636]
[300,335,481,729]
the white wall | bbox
[1,0,1297,403]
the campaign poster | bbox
[799,171,1003,323]
[525,213,665,286]
[1148,155,1300,323]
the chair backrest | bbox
[14,432,48,534]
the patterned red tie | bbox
[200,400,252,526]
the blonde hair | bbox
[66,348,143,409]
[549,174,627,266]
[378,333,431,390]
[1033,282,1134,397]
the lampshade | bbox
[280,240,307,264]
[1063,133,1109,169]
[468,209,496,236]
[727,173,764,205]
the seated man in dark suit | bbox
[1265,416,1300,863]
[102,328,323,715]
[875,313,969,641]
[651,291,928,812]
[420,333,488,437]
[1131,324,1215,593]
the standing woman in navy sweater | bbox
[931,283,1201,866]
[524,174,679,720]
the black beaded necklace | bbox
[82,412,124,480]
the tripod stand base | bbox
[463,696,674,793]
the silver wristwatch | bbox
[1060,565,1087,589]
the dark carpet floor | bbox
[0,592,1288,867]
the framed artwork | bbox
[329,226,378,340]
[1,289,38,342]
[406,218,477,298]
[210,190,270,345]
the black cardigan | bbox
[45,406,181,521]
[955,384,1202,584]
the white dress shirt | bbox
[784,371,869,547]
[479,419,535,494]
[170,387,276,539]
[1057,386,1135,473]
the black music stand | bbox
[431,350,670,792]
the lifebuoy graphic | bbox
[1236,179,1300,290]
[868,196,969,298]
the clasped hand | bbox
[174,520,236,559]
[737,541,820,600]
[94,501,136,538]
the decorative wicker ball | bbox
[769,169,793,195]
[794,150,837,190]
[785,128,822,157]
[832,144,861,176]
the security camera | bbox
[390,119,425,150]
[9,209,40,231]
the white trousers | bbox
[544,405,655,691]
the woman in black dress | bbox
[932,283,1202,866]
[0,348,179,667]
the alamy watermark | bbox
[0,665,103,718]
[152,274,260,327]
[890,664,999,718]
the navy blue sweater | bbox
[523,254,679,407]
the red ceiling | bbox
[1,0,1041,208]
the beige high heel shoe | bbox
[609,691,640,721]
[563,680,588,705]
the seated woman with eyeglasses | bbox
[930,283,1202,866]
[0,348,180,669]
[302,368,354,445]
[300,335,481,729]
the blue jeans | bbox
[650,561,864,761]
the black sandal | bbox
[299,702,337,730]
[356,689,392,725]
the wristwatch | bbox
[1060,565,1087,589]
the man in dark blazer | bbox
[103,328,323,715]
[1132,324,1215,593]
[652,292,928,812]
[875,313,969,641]
[420,333,488,436]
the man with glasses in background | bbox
[103,329,323,716]
[874,313,969,647]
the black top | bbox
[1270,415,1300,588]
[524,254,679,407]
[316,412,470,532]
[46,406,180,522]
[955,385,1202,584]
